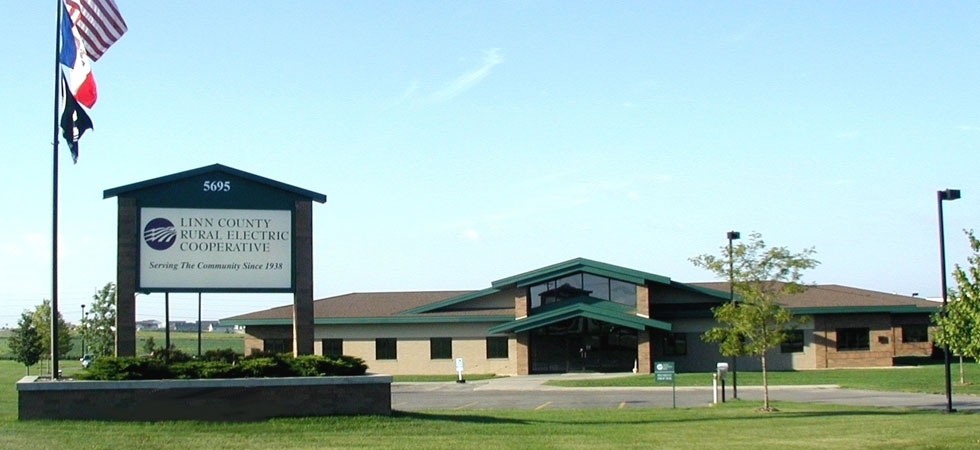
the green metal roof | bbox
[104,163,327,203]
[488,296,671,334]
[788,305,940,315]
[490,258,672,289]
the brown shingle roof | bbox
[226,290,504,321]
[689,282,938,309]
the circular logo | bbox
[144,218,177,250]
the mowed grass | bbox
[546,359,980,396]
[2,361,978,449]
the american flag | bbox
[64,0,127,62]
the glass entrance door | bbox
[529,318,638,373]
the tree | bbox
[31,299,74,361]
[82,283,118,357]
[691,232,819,411]
[933,229,980,384]
[8,311,44,375]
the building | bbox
[222,258,938,375]
[135,320,161,331]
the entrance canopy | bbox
[489,296,671,334]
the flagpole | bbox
[51,0,63,379]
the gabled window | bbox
[430,338,452,359]
[780,330,804,353]
[901,324,929,343]
[376,338,397,360]
[836,328,870,351]
[663,333,687,356]
[322,339,343,357]
[487,337,509,359]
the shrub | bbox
[202,348,241,364]
[170,360,243,379]
[77,357,169,381]
[76,353,367,380]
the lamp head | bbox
[727,231,741,240]
[940,189,961,201]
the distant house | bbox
[202,321,237,333]
[223,258,939,375]
[169,321,197,332]
[135,320,161,331]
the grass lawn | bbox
[545,359,980,397]
[1,362,978,448]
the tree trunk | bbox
[762,353,771,411]
[960,355,965,384]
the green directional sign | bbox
[654,361,675,374]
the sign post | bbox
[455,358,465,383]
[654,361,676,408]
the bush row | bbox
[76,352,367,380]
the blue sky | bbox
[3,2,979,327]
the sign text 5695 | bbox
[203,181,231,192]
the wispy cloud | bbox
[430,48,504,103]
[461,229,480,242]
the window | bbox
[836,328,870,351]
[487,337,509,359]
[322,339,343,357]
[430,337,452,359]
[263,338,293,354]
[376,338,397,360]
[663,333,687,356]
[902,324,929,343]
[609,279,636,308]
[781,330,804,353]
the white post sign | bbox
[139,207,292,290]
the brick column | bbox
[516,332,530,375]
[515,291,528,318]
[636,284,650,317]
[637,330,652,373]
[292,200,314,356]
[115,197,138,357]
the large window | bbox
[263,338,292,354]
[836,328,870,351]
[663,333,687,356]
[902,324,929,343]
[487,337,509,359]
[780,330,804,353]
[376,338,397,360]
[322,339,343,357]
[430,338,452,359]
[529,272,636,310]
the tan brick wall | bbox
[637,330,651,373]
[637,284,650,317]
[516,332,530,375]
[339,337,516,376]
[815,314,895,368]
[515,291,528,318]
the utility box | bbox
[716,362,730,380]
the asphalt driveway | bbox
[392,374,980,411]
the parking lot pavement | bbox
[391,375,980,411]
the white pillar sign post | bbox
[455,357,465,384]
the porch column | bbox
[516,332,530,375]
[637,330,652,374]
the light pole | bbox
[937,188,960,413]
[80,304,86,356]
[727,230,741,399]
